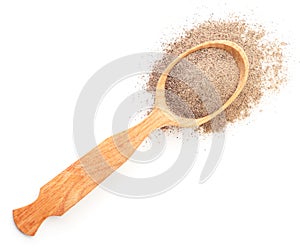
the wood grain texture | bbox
[13,162,97,236]
[13,40,249,236]
[13,108,175,236]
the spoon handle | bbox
[13,108,172,236]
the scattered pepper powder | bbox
[147,17,287,133]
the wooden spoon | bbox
[13,40,249,236]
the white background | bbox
[1,0,300,247]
